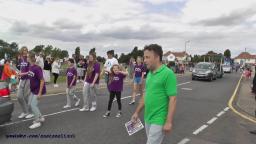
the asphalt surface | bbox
[0,72,255,144]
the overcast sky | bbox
[0,0,255,58]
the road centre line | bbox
[177,138,190,144]
[224,107,230,111]
[193,125,208,135]
[181,88,192,91]
[216,111,225,117]
[207,117,218,125]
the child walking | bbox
[129,56,145,105]
[79,53,100,112]
[103,64,128,118]
[63,58,80,109]
[27,53,46,129]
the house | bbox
[163,51,189,63]
[234,52,256,65]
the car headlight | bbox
[192,69,196,73]
[206,70,211,74]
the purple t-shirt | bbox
[66,67,77,86]
[19,57,30,80]
[134,64,145,77]
[28,65,46,95]
[86,63,100,84]
[108,73,126,92]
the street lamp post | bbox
[184,40,190,71]
[185,40,190,54]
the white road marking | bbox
[0,108,79,127]
[207,117,218,125]
[193,125,208,135]
[181,88,192,91]
[117,81,191,101]
[217,111,225,117]
[2,81,191,127]
[11,86,107,101]
[177,138,190,144]
[224,107,230,111]
[177,82,191,86]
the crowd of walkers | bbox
[0,44,179,144]
[0,45,151,129]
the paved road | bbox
[0,72,255,144]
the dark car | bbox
[192,62,217,81]
[0,65,14,125]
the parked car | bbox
[192,62,217,81]
[223,65,232,73]
[0,64,14,125]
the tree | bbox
[51,47,62,58]
[60,50,69,59]
[32,45,45,54]
[75,47,80,56]
[224,49,231,58]
[0,40,19,60]
[44,45,53,56]
[75,47,80,62]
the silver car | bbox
[192,62,218,81]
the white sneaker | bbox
[18,113,27,119]
[53,84,59,88]
[25,114,34,119]
[63,105,71,109]
[90,107,96,112]
[115,112,122,118]
[39,117,45,122]
[29,122,41,129]
[75,99,80,107]
[79,107,89,112]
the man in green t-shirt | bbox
[131,44,177,144]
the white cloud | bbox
[0,0,255,58]
[141,0,185,5]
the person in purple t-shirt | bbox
[103,64,128,118]
[17,46,34,119]
[63,59,80,109]
[129,56,145,105]
[79,53,100,112]
[26,52,46,129]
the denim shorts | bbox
[134,77,142,84]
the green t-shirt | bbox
[144,65,177,125]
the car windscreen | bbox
[195,64,211,69]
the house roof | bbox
[163,51,189,58]
[234,52,256,59]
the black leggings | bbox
[52,73,59,84]
[107,91,122,111]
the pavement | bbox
[235,73,256,119]
[1,72,256,144]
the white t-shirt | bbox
[36,56,44,69]
[104,57,119,71]
[52,61,61,74]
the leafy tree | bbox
[32,45,44,53]
[60,50,69,59]
[224,49,231,58]
[44,45,53,56]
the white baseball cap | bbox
[0,59,5,65]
